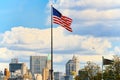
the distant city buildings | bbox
[30,55,51,80]
[42,54,51,80]
[11,58,18,63]
[66,55,80,76]
[54,72,64,80]
[30,56,48,74]
[64,75,74,80]
[3,55,81,80]
[9,58,32,80]
[42,67,50,80]
[9,58,27,76]
[53,55,80,80]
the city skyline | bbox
[0,0,120,73]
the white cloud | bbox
[59,9,120,21]
[52,0,120,9]
[2,26,51,49]
[53,52,114,64]
[53,54,64,62]
[109,37,120,42]
[81,37,111,54]
[53,64,65,73]
[114,47,120,54]
[0,47,14,60]
[78,54,113,63]
[1,27,112,55]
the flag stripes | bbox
[52,7,72,32]
[53,16,62,24]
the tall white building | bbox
[30,56,47,74]
[66,55,80,76]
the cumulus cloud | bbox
[1,27,112,55]
[68,9,120,21]
[81,37,111,54]
[52,0,120,9]
[0,47,14,60]
[2,27,51,50]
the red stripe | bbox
[53,15,72,32]
[61,25,72,32]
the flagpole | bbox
[102,56,104,80]
[51,5,53,80]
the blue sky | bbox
[0,0,120,73]
[0,0,49,33]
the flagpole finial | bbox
[50,0,53,6]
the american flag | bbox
[52,7,72,32]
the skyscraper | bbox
[66,55,80,76]
[30,56,47,74]
[54,72,64,80]
[9,58,28,77]
[42,54,51,80]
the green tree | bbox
[75,61,101,80]
[75,75,81,80]
[94,72,102,80]
[103,55,120,80]
[84,61,100,80]
[75,69,88,80]
[103,66,114,80]
[113,55,120,80]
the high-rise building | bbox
[9,58,27,74]
[9,63,23,72]
[30,56,47,74]
[9,58,27,77]
[54,72,64,80]
[42,68,49,80]
[64,75,74,80]
[42,54,51,80]
[66,55,80,76]
[11,58,18,63]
